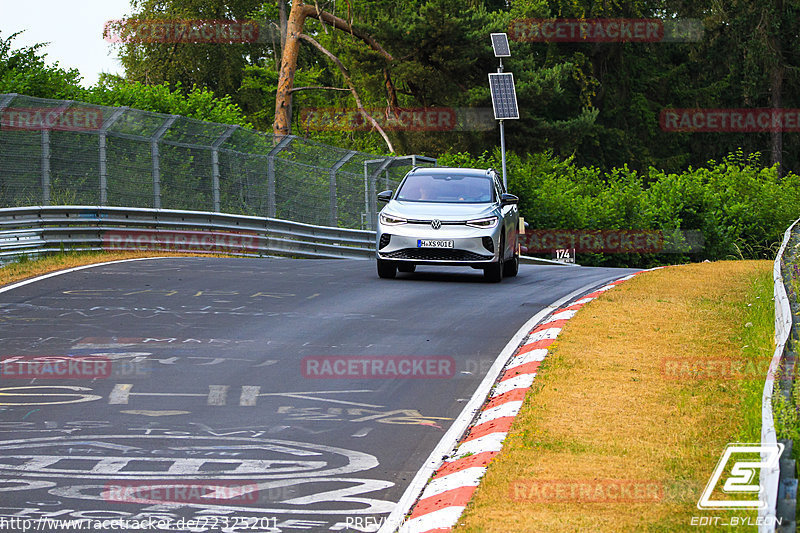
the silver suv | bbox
[376,167,519,282]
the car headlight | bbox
[380,213,407,226]
[466,216,498,229]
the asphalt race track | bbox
[0,257,637,532]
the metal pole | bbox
[41,130,50,206]
[497,60,507,190]
[150,115,178,210]
[266,135,293,218]
[211,150,220,212]
[330,150,356,227]
[98,106,127,206]
[500,119,507,190]
[211,125,239,213]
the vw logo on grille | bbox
[431,219,442,230]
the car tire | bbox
[397,263,416,273]
[377,258,397,279]
[503,250,519,278]
[484,238,504,283]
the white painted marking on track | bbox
[240,386,260,406]
[492,374,536,397]
[207,385,229,406]
[456,432,508,456]
[420,466,486,499]
[545,309,577,322]
[474,401,523,426]
[351,427,373,438]
[398,506,467,533]
[526,327,561,343]
[508,349,548,368]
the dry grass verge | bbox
[455,260,774,532]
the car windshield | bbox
[395,174,495,203]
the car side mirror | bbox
[500,193,519,206]
[377,190,393,203]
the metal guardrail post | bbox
[211,125,239,212]
[98,107,128,206]
[330,151,356,227]
[267,136,294,218]
[150,115,178,209]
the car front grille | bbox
[382,248,493,261]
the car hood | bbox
[384,200,497,221]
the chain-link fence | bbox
[0,93,435,229]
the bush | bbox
[437,149,800,267]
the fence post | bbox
[41,130,50,206]
[364,157,394,229]
[98,106,127,206]
[150,115,178,209]
[330,151,356,227]
[211,125,239,212]
[38,100,74,206]
[267,135,294,218]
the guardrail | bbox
[0,206,376,261]
[761,218,800,533]
[0,206,572,267]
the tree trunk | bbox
[770,62,784,175]
[273,1,310,137]
[769,0,784,175]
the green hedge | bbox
[437,149,800,267]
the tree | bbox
[273,0,395,150]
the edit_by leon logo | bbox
[697,443,784,510]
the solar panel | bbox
[488,73,519,120]
[490,33,511,57]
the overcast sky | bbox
[2,0,133,87]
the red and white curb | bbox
[386,273,644,533]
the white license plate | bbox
[417,239,454,248]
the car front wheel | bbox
[484,239,504,283]
[503,249,519,277]
[377,258,397,279]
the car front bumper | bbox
[376,223,500,267]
